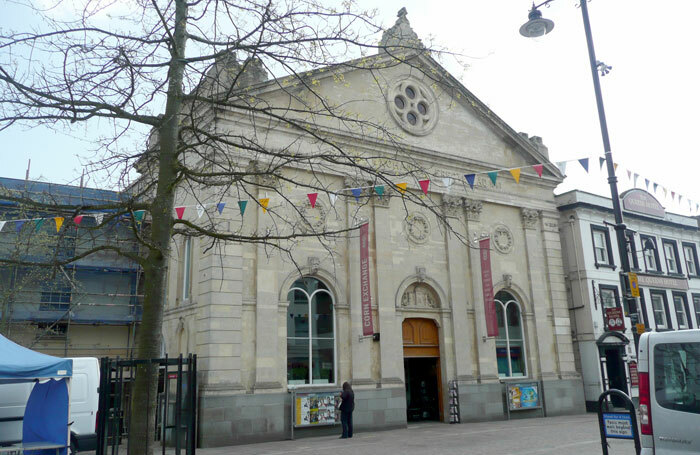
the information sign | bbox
[636,323,646,335]
[507,382,540,411]
[294,391,340,427]
[605,307,625,331]
[602,412,634,439]
[628,273,640,297]
[629,362,639,388]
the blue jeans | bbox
[341,409,353,438]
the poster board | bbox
[505,381,544,419]
[292,390,341,433]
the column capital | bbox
[441,194,464,218]
[464,198,483,222]
[521,208,541,230]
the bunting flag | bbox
[599,157,606,169]
[645,179,650,190]
[54,217,64,232]
[627,170,632,180]
[374,185,385,197]
[532,164,543,178]
[16,220,26,232]
[578,158,589,173]
[671,191,676,201]
[329,193,338,206]
[418,179,430,195]
[633,173,639,187]
[442,177,453,193]
[653,183,658,193]
[34,219,44,232]
[94,213,104,225]
[396,183,407,194]
[663,187,668,198]
[238,200,248,216]
[175,207,186,219]
[196,204,205,219]
[487,171,498,185]
[307,193,318,208]
[679,195,683,204]
[259,198,270,213]
[216,202,226,214]
[0,221,5,232]
[613,163,619,172]
[464,174,476,189]
[509,169,521,184]
[73,215,84,225]
[134,210,145,222]
[351,188,362,202]
[556,161,567,175]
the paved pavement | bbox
[195,414,635,455]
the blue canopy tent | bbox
[0,335,72,454]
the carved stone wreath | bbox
[404,212,430,244]
[492,224,514,254]
[298,202,327,234]
[387,76,439,136]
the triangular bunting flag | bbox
[633,173,639,187]
[238,200,248,216]
[73,215,83,225]
[578,158,589,172]
[509,169,521,184]
[556,161,567,175]
[217,202,226,214]
[663,187,668,198]
[374,185,385,197]
[464,174,476,190]
[16,220,26,232]
[0,221,5,232]
[487,171,498,185]
[599,157,606,169]
[442,178,453,193]
[351,188,362,202]
[532,164,544,178]
[644,179,650,190]
[54,217,64,232]
[627,170,632,180]
[134,211,145,226]
[613,163,619,172]
[418,179,430,195]
[671,191,675,201]
[259,198,270,213]
[653,183,658,193]
[679,195,683,204]
[329,193,337,206]
[94,213,104,225]
[196,204,205,219]
[175,207,186,219]
[34,219,44,232]
[396,183,408,194]
[307,193,318,208]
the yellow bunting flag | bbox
[509,169,521,184]
[259,198,270,213]
[55,217,64,232]
[396,182,407,194]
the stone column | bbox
[463,199,499,381]
[442,195,475,381]
[521,208,557,379]
[373,193,403,385]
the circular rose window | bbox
[387,77,439,136]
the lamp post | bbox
[520,1,642,351]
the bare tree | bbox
[1,1,468,452]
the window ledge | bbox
[595,263,617,271]
[687,275,700,280]
[644,270,665,276]
[666,273,686,279]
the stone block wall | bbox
[542,378,586,416]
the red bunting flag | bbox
[175,207,186,219]
[532,164,543,178]
[307,193,318,208]
[73,215,84,225]
[418,179,430,195]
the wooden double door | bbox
[402,318,443,422]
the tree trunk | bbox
[128,2,187,454]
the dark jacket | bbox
[339,390,354,412]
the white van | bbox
[0,357,99,453]
[638,330,700,454]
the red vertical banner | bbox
[359,223,374,336]
[480,238,498,337]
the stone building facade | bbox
[158,12,584,447]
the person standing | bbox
[338,382,354,439]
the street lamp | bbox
[520,1,642,349]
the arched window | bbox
[495,291,527,377]
[286,277,335,385]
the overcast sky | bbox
[1,1,698,216]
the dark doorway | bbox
[604,348,628,407]
[404,357,440,422]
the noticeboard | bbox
[605,307,625,331]
[602,412,634,439]
[507,382,541,411]
[293,390,340,428]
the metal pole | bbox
[578,0,640,351]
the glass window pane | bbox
[287,289,309,338]
[496,303,506,341]
[509,340,526,377]
[506,303,522,340]
[654,343,700,415]
[311,291,334,338]
[496,340,510,377]
[694,296,700,325]
[674,295,688,329]
[601,289,617,309]
[287,338,309,384]
[311,339,334,384]
[652,293,667,328]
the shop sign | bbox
[605,307,625,331]
[602,412,634,439]
[507,382,540,411]
[636,273,689,291]
[629,362,639,388]
[359,223,374,336]
[480,238,498,337]
[621,189,665,218]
